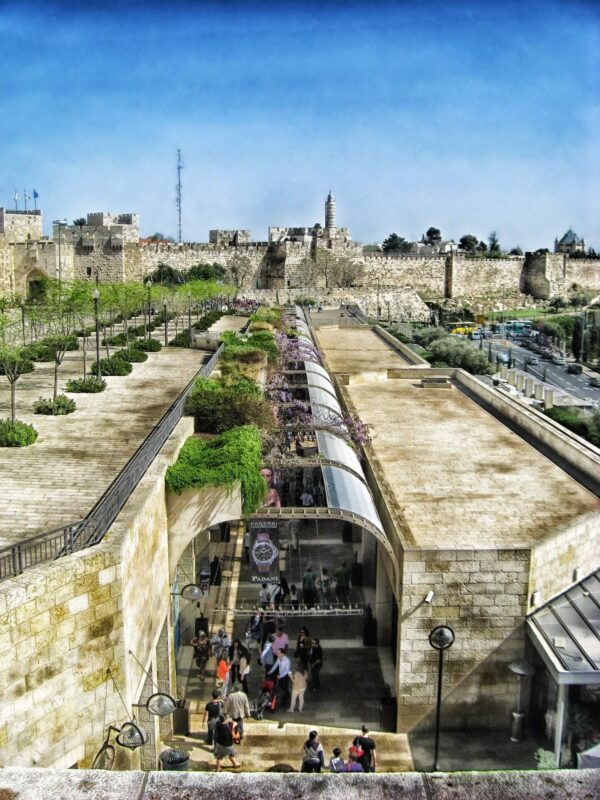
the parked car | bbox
[567,363,583,375]
[590,377,600,388]
[553,356,566,365]
[541,351,554,360]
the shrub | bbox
[102,332,128,346]
[185,377,272,434]
[136,338,162,352]
[0,418,38,447]
[196,310,224,331]
[165,425,266,515]
[91,356,133,376]
[294,295,317,307]
[248,321,274,332]
[65,376,107,393]
[413,327,449,348]
[113,347,148,363]
[169,330,192,347]
[74,327,94,337]
[428,338,494,375]
[545,407,600,446]
[33,394,76,415]
[22,342,54,362]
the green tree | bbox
[425,227,442,245]
[382,233,411,253]
[73,218,86,227]
[477,240,488,253]
[489,231,501,253]
[186,263,226,282]
[459,235,479,253]
[0,344,34,423]
[509,246,523,256]
[147,263,185,286]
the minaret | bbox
[325,191,336,235]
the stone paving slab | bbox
[0,341,208,547]
[315,326,413,372]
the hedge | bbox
[33,394,76,415]
[65,376,107,393]
[0,419,38,447]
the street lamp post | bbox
[53,219,67,299]
[188,291,192,348]
[428,625,455,772]
[163,298,168,347]
[20,300,26,345]
[92,288,101,378]
[145,279,152,339]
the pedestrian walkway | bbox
[0,331,211,546]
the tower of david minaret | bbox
[325,190,336,236]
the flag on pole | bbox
[33,189,39,199]
[24,192,30,200]
[14,191,18,210]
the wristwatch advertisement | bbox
[249,520,280,583]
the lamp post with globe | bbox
[428,625,455,771]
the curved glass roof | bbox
[308,385,343,417]
[312,403,346,428]
[322,465,383,533]
[316,430,362,477]
[306,372,337,399]
[304,361,331,381]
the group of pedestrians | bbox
[302,725,377,774]
[259,624,324,710]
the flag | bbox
[24,192,30,201]
[13,191,18,201]
[33,189,39,199]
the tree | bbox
[488,231,501,253]
[571,320,583,361]
[382,233,411,253]
[331,256,364,288]
[73,218,86,228]
[147,232,175,243]
[0,344,34,423]
[459,235,479,253]
[476,240,488,253]
[509,246,523,256]
[425,227,442,245]
[147,263,186,286]
[187,263,226,282]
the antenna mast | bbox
[176,148,183,243]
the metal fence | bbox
[0,344,223,583]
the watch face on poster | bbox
[249,521,280,582]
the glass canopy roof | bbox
[527,569,600,683]
[306,372,338,399]
[322,465,383,534]
[316,430,363,477]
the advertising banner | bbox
[249,519,280,584]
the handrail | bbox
[0,344,223,583]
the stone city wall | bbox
[361,254,448,298]
[0,239,12,295]
[398,546,531,733]
[523,252,600,299]
[0,209,43,244]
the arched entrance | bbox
[25,269,48,301]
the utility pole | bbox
[176,148,183,244]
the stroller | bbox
[251,678,278,720]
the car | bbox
[541,351,554,360]
[590,377,600,388]
[498,353,509,365]
[553,356,566,366]
[525,356,539,365]
[567,363,583,375]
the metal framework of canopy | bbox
[527,569,600,766]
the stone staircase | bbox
[167,718,414,773]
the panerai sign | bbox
[249,520,280,583]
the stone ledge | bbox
[1,768,599,799]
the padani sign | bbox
[249,519,280,583]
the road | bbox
[467,338,600,406]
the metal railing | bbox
[0,344,223,583]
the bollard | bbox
[543,388,554,410]
[500,366,508,380]
[534,383,544,401]
[507,369,517,386]
[516,374,525,392]
[524,378,534,398]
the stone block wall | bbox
[397,547,530,733]
[529,512,600,609]
[361,255,448,298]
[73,249,125,283]
[449,255,525,300]
[0,239,12,295]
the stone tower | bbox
[325,191,336,235]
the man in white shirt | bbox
[269,648,292,708]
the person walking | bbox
[289,584,300,608]
[334,560,350,602]
[190,630,211,681]
[211,627,231,663]
[317,568,332,603]
[228,639,250,686]
[261,607,277,647]
[272,626,289,654]
[260,635,276,676]
[295,627,312,670]
[202,689,223,746]
[302,566,317,606]
[246,611,262,651]
[309,637,323,691]
[287,666,307,713]
[216,654,231,698]
[268,648,292,709]
[214,713,241,772]
[258,583,270,609]
[301,730,325,773]
[352,725,377,772]
[223,682,251,739]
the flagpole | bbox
[24,191,27,212]
[33,190,38,211]
[14,191,18,211]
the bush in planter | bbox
[33,394,76,415]
[65,376,107,393]
[136,338,162,352]
[74,327,94,337]
[22,342,54,362]
[0,357,34,376]
[91,356,133,376]
[102,332,128,346]
[169,330,191,347]
[0,418,38,447]
[113,347,148,363]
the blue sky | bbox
[1,0,598,250]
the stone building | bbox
[555,229,585,255]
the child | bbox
[329,747,345,773]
